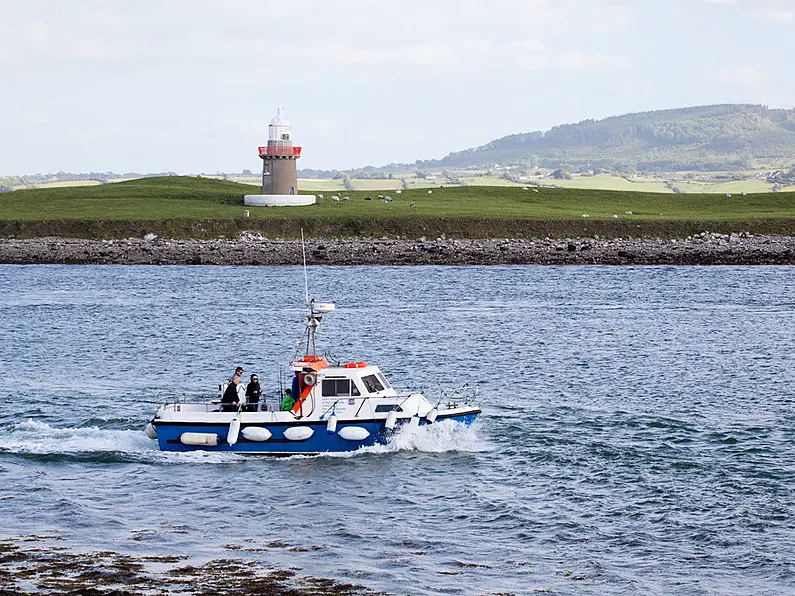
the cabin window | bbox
[281,133,290,140]
[375,404,398,413]
[361,374,384,393]
[376,372,392,389]
[322,379,360,397]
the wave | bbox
[313,420,493,459]
[0,419,253,464]
[0,419,491,464]
[0,419,154,456]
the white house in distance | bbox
[244,109,316,207]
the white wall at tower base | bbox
[244,194,316,207]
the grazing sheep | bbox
[381,198,388,203]
[396,189,402,194]
[365,196,372,200]
[385,196,392,202]
[378,194,384,199]
[427,190,433,194]
[409,202,416,207]
[582,214,590,218]
[343,196,349,201]
[612,214,618,218]
[318,194,324,198]
[532,188,539,192]
[331,195,340,202]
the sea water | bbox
[1,264,793,595]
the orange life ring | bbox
[343,362,368,368]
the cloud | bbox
[761,9,794,22]
[702,0,795,22]
[713,66,767,87]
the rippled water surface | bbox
[1,264,794,595]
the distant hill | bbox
[416,104,795,172]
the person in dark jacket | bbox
[221,376,241,412]
[245,374,262,412]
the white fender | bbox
[409,413,420,428]
[227,417,241,445]
[384,410,398,430]
[326,413,338,434]
[284,426,314,441]
[338,426,370,441]
[180,432,218,446]
[242,426,272,442]
[426,407,439,424]
[145,422,158,439]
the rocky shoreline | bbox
[1,232,794,265]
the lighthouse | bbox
[244,108,316,207]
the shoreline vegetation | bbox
[1,176,792,265]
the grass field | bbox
[1,176,792,239]
[31,180,106,189]
[545,176,672,193]
[297,179,346,192]
[8,174,794,195]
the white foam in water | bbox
[317,421,493,459]
[0,420,489,462]
[0,419,248,464]
[0,419,155,455]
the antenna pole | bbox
[301,228,309,307]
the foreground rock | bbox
[0,232,793,265]
[0,537,376,595]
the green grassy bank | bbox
[1,176,793,239]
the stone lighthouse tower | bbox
[244,108,315,207]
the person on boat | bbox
[221,376,241,412]
[281,388,295,411]
[232,366,244,383]
[245,374,262,412]
[291,371,300,399]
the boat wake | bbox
[0,420,253,464]
[0,419,491,463]
[0,419,155,458]
[316,421,493,459]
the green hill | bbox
[418,104,795,172]
[1,175,793,239]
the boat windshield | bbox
[376,372,392,389]
[361,374,384,393]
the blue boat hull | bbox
[154,412,479,454]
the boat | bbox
[146,299,481,455]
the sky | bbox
[1,0,794,175]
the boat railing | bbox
[390,384,479,405]
[424,383,479,407]
[161,395,278,413]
